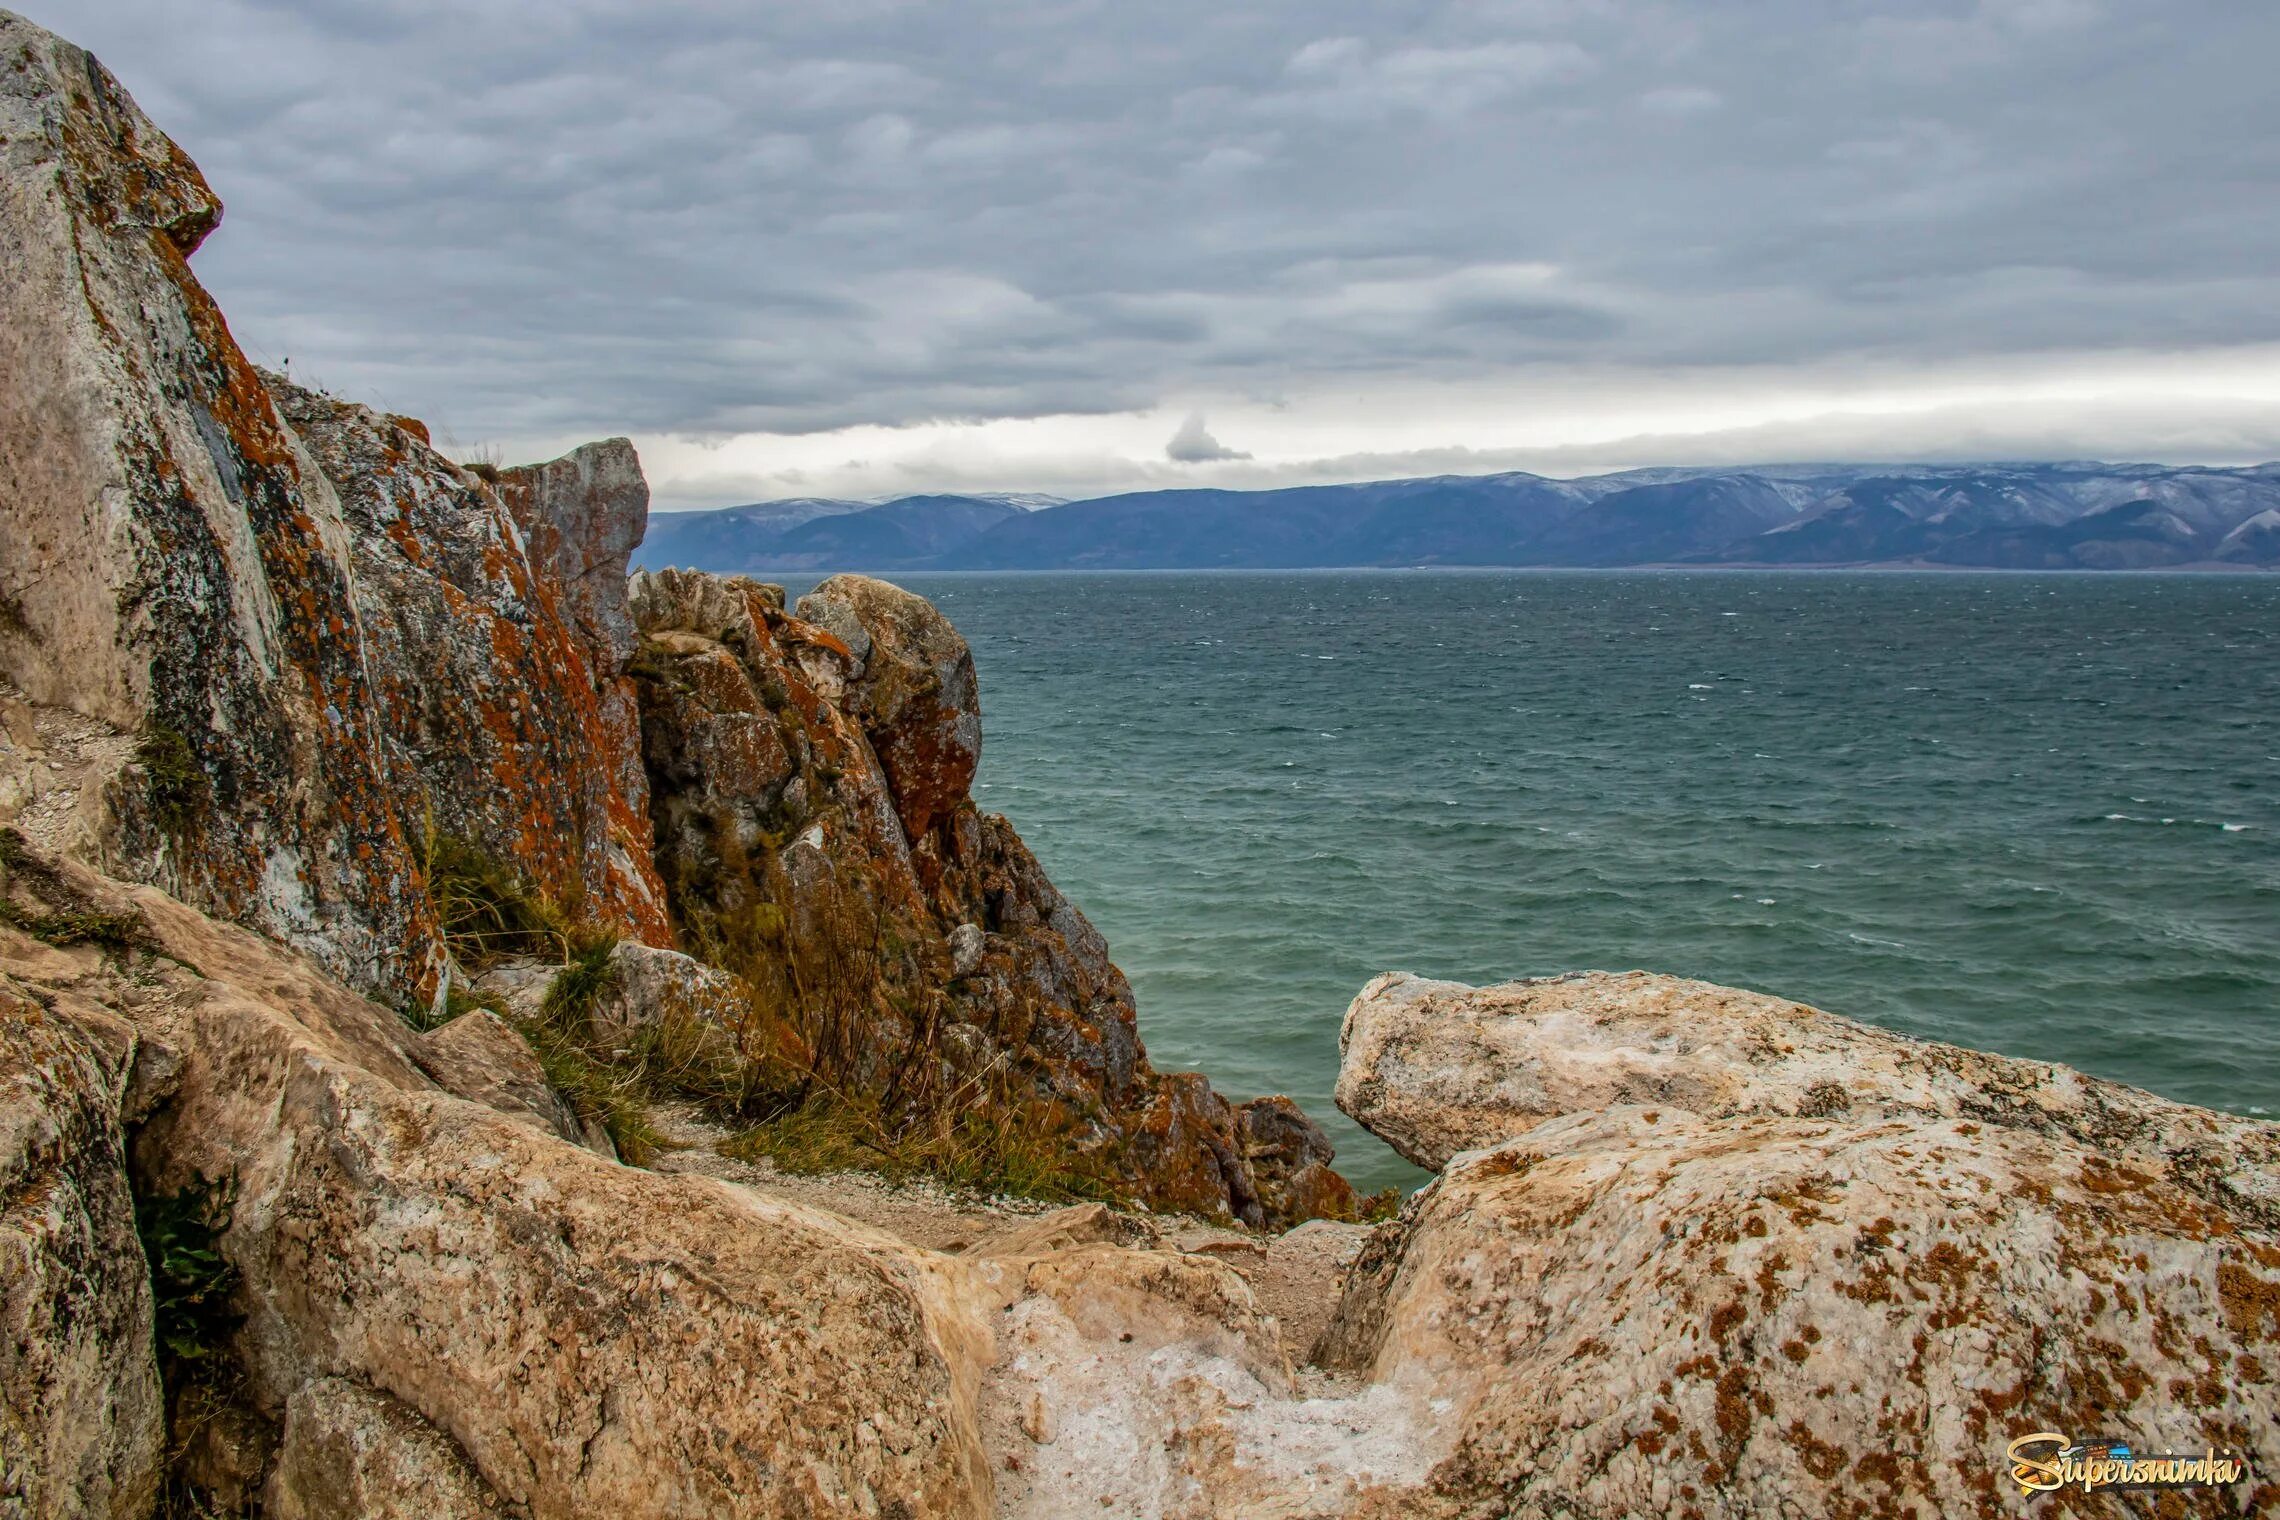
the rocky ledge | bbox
[2,10,2275,1518]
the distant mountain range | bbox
[635,463,2280,573]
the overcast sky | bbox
[44,0,2280,508]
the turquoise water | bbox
[796,571,2280,1193]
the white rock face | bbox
[1318,1106,2280,1518]
[1323,970,2280,1516]
[1337,969,2280,1228]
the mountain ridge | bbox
[640,460,2280,573]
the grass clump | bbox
[418,829,586,968]
[724,1075,1117,1206]
[0,827,154,954]
[517,1019,666,1165]
[137,725,205,832]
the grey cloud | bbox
[30,0,2280,454]
[1166,413,1250,462]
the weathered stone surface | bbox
[263,1377,504,1519]
[0,10,440,995]
[270,379,673,955]
[0,13,672,1001]
[1237,1094,1359,1228]
[1337,969,2280,1228]
[0,843,1415,1519]
[970,1202,1162,1258]
[412,1007,583,1146]
[1316,1105,2280,1519]
[797,574,983,842]
[6,850,995,1519]
[0,972,162,1520]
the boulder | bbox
[412,1006,585,1147]
[0,975,162,1519]
[10,850,994,1518]
[262,1377,506,1520]
[1316,1105,2280,1518]
[1337,970,2280,1229]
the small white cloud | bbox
[1640,86,1723,116]
[1166,412,1251,462]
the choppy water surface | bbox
[796,571,2279,1192]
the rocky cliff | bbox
[3,11,2274,1519]
[0,9,1340,1236]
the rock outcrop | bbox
[0,12,669,1003]
[626,565,1354,1227]
[0,840,1383,1518]
[1338,969,2280,1227]
[1319,970,2280,1517]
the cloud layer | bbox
[43,0,2280,503]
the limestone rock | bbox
[970,1202,1163,1258]
[1338,970,2280,1229]
[0,11,440,995]
[263,1377,504,1520]
[796,575,982,842]
[0,976,162,1519]
[1315,1105,2280,1518]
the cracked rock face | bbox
[0,14,669,1003]
[0,978,162,1519]
[1318,1106,2280,1519]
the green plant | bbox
[723,1081,1118,1206]
[135,1181,239,1368]
[416,829,589,969]
[137,725,205,832]
[539,934,620,1027]
[515,1020,664,1164]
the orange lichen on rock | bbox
[626,567,1358,1227]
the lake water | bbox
[788,570,2280,1193]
